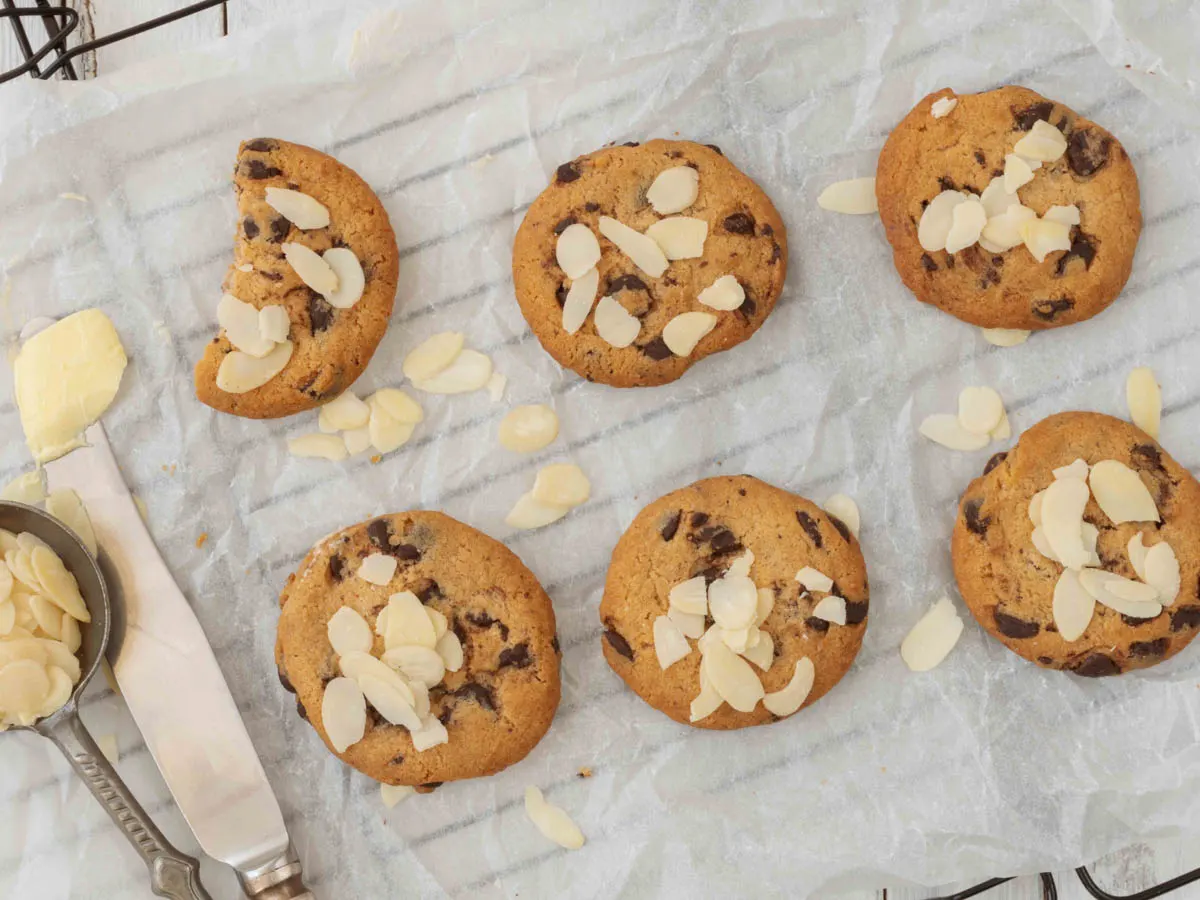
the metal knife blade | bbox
[44,423,291,875]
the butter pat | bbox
[14,310,127,463]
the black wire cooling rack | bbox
[1,3,1199,900]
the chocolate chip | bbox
[260,271,283,281]
[296,698,308,720]
[367,518,392,549]
[1170,605,1200,632]
[921,253,938,272]
[603,628,634,661]
[979,268,1002,289]
[1037,656,1054,665]
[268,216,290,243]
[690,512,710,527]
[420,782,443,791]
[1073,653,1121,677]
[608,273,647,293]
[242,216,260,239]
[414,579,443,604]
[393,544,421,561]
[244,139,278,152]
[1121,613,1155,627]
[738,296,758,319]
[623,141,639,147]
[796,511,823,548]
[553,216,577,235]
[1066,129,1111,177]
[1131,443,1165,472]
[805,616,831,633]
[640,336,672,360]
[329,554,346,582]
[498,643,531,668]
[828,515,852,543]
[945,254,955,269]
[983,452,1008,475]
[1013,101,1055,131]
[974,150,986,166]
[710,529,739,553]
[584,201,601,212]
[660,510,681,541]
[705,144,723,155]
[994,610,1039,639]
[390,753,405,765]
[551,636,561,654]
[722,212,756,234]
[963,498,990,536]
[1032,297,1074,321]
[245,160,283,180]
[453,682,496,711]
[555,162,581,183]
[1130,638,1169,658]
[466,610,497,628]
[937,176,956,191]
[694,565,723,585]
[278,668,295,693]
[690,525,721,544]
[1055,233,1097,276]
[770,242,782,264]
[555,283,568,307]
[845,600,869,625]
[761,224,774,237]
[309,293,335,334]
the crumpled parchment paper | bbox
[1,1,1199,897]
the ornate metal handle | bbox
[45,708,211,900]
[238,846,315,899]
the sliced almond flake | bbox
[506,492,570,530]
[1019,218,1071,263]
[30,547,88,622]
[41,639,80,684]
[1053,458,1089,481]
[531,463,590,507]
[381,784,415,808]
[653,615,692,670]
[740,631,774,671]
[662,311,717,357]
[357,553,398,586]
[1078,569,1163,618]
[264,187,330,230]
[525,786,585,850]
[1029,490,1045,527]
[486,372,507,402]
[1043,204,1081,226]
[980,204,1036,252]
[327,606,373,656]
[371,388,424,425]
[1003,154,1036,193]
[1,472,45,506]
[45,489,97,557]
[1143,541,1180,605]
[435,630,464,672]
[795,566,833,593]
[956,386,1004,435]
[1126,367,1161,438]
[930,96,958,118]
[593,295,641,348]
[318,391,371,432]
[755,588,775,627]
[366,399,415,454]
[1013,119,1068,162]
[762,657,815,717]
[990,411,1012,441]
[321,248,365,309]
[823,494,861,538]
[1081,522,1101,568]
[37,665,72,717]
[7,549,40,591]
[60,613,80,653]
[702,639,764,712]
[689,664,724,722]
[980,177,1020,218]
[646,166,699,215]
[384,591,437,650]
[0,601,16,636]
[236,262,254,273]
[900,595,964,672]
[410,715,449,751]
[359,673,422,730]
[427,608,448,641]
[0,566,11,607]
[30,595,62,639]
[817,177,878,215]
[1040,477,1091,569]
[726,549,754,579]
[402,332,464,382]
[216,340,293,394]
[340,652,417,704]
[410,681,431,721]
[597,216,668,277]
[918,190,969,252]
[811,595,847,625]
[412,348,493,394]
[981,327,1031,347]
[1089,459,1160,524]
[381,645,445,688]
[282,242,338,295]
[555,223,602,279]
[668,606,705,639]
[498,405,559,453]
[646,217,708,260]
[697,274,745,311]
[1052,569,1095,642]
[562,268,599,334]
[919,413,990,452]
[1128,533,1150,581]
[321,677,367,752]
[668,576,708,616]
[720,626,760,654]
[288,433,349,461]
[944,198,987,254]
[217,293,275,357]
[707,574,758,630]
[258,305,291,343]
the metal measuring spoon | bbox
[0,501,210,900]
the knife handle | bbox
[237,846,315,899]
[45,707,212,900]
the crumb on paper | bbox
[161,464,177,476]
[577,767,593,779]
[59,192,88,203]
[370,454,382,464]
[195,532,209,549]
[152,320,172,343]
[470,154,495,170]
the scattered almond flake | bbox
[667,607,705,639]
[917,190,969,252]
[371,388,424,425]
[646,166,700,214]
[1143,541,1180,605]
[506,492,570,530]
[60,612,81,653]
[919,413,990,452]
[823,494,861,538]
[525,786,585,850]
[322,248,365,309]
[980,204,1036,252]
[562,268,599,334]
[1078,569,1162,618]
[381,783,415,808]
[236,262,254,273]
[1089,459,1160,524]
[413,349,493,394]
[427,608,449,641]
[359,674,422,730]
[662,311,717,357]
[282,242,338,295]
[702,639,765,712]
[755,588,775,627]
[956,386,1005,435]
[194,533,208,550]
[410,715,449,751]
[318,391,371,432]
[1052,569,1095,642]
[555,223,602,279]
[1053,458,1089,481]
[708,574,758,630]
[1128,533,1150,581]
[1019,217,1071,263]
[340,651,416,698]
[216,341,293,394]
[726,549,754,579]
[531,463,590,507]
[96,733,119,765]
[1040,477,1091,569]
[258,305,291,343]
[383,592,436,650]
[1126,367,1161,438]
[811,596,847,625]
[930,96,958,118]
[900,596,963,672]
[979,178,1020,218]
[697,274,745,311]
[264,187,330,230]
[357,553,398,586]
[58,192,88,203]
[381,645,445,688]
[288,433,348,461]
[1003,154,1036,193]
[817,177,878,215]
[1013,119,1068,162]
[720,626,760,654]
[740,631,774,671]
[668,576,708,616]
[689,663,724,722]
[435,629,464,672]
[327,606,373,656]
[990,411,1012,441]
[758,656,813,717]
[402,332,465,382]
[321,677,367,752]
[366,398,415,454]
[592,295,641,348]
[30,546,88,622]
[645,217,708,260]
[795,566,833,593]
[2,471,46,505]
[597,216,668,277]
[1043,205,1080,226]
[653,615,691,669]
[499,405,559,453]
[1081,522,1102,567]
[217,293,275,357]
[981,327,1030,348]
[944,198,987,254]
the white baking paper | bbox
[1,1,1199,898]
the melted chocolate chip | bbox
[845,600,869,625]
[608,273,647,293]
[1032,297,1074,321]
[963,499,990,536]
[1037,656,1054,665]
[466,610,497,628]
[640,337,672,360]
[390,753,405,765]
[556,162,581,183]
[553,216,577,235]
[393,544,421,561]
[737,295,758,321]
[921,253,938,272]
[278,668,295,693]
[710,529,740,553]
[705,144,723,155]
[937,176,956,192]
[329,554,346,582]
[308,293,335,333]
[551,636,561,654]
[296,698,308,720]
[1131,443,1165,471]
[828,515,852,543]
[1066,129,1111,177]
[260,271,283,281]
[1130,638,1169,658]
[660,510,681,541]
[1170,605,1200,632]
[770,242,782,264]
[984,452,1008,475]
[1074,653,1121,677]
[367,518,392,549]
[1055,234,1097,276]
[245,160,283,180]
[584,201,601,212]
[690,512,710,527]
[623,141,639,147]
[722,212,756,234]
[603,628,634,660]
[498,643,531,669]
[994,610,1039,639]
[244,138,278,152]
[269,216,290,243]
[974,150,986,166]
[242,216,260,239]
[453,682,496,711]
[761,224,774,237]
[555,283,568,307]
[694,565,723,585]
[1013,101,1055,131]
[796,511,823,548]
[414,579,443,603]
[1121,613,1155,628]
[805,616,831,633]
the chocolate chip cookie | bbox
[276,511,561,786]
[876,86,1141,330]
[953,412,1200,676]
[599,475,867,729]
[195,138,399,418]
[512,140,787,388]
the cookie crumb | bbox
[577,767,593,779]
[195,533,209,548]
[370,454,382,464]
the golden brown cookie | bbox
[512,140,787,387]
[953,412,1200,676]
[195,138,399,418]
[276,511,561,786]
[876,86,1141,330]
[599,475,867,729]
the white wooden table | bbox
[1,3,1198,899]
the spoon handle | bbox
[45,708,211,900]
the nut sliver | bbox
[282,242,338,295]
[327,606,372,655]
[216,341,293,394]
[592,296,641,348]
[525,786,585,850]
[646,166,699,215]
[1052,569,1094,642]
[653,615,691,670]
[264,187,330,230]
[1040,477,1091,570]
[321,248,365,309]
[762,657,815,717]
[1089,460,1160,524]
[402,332,464,382]
[506,493,570,530]
[597,216,668,277]
[321,677,366,752]
[412,349,493,394]
[816,177,878,215]
[662,312,717,357]
[358,673,421,731]
[1126,367,1161,438]
[555,224,602,279]
[702,639,764,712]
[562,268,599,334]
[919,414,989,452]
[531,464,590,507]
[900,596,963,672]
[1143,542,1180,605]
[645,217,708,260]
